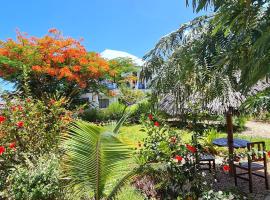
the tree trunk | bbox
[226,107,234,176]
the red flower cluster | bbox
[175,155,183,162]
[154,121,160,127]
[186,144,197,153]
[223,165,230,172]
[0,116,6,123]
[148,114,153,121]
[9,142,16,149]
[268,151,270,158]
[16,121,24,128]
[0,142,16,155]
[0,146,5,155]
[11,105,23,112]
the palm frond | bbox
[107,166,144,200]
[62,120,131,200]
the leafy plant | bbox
[136,114,207,199]
[3,155,63,200]
[0,95,73,155]
[62,114,141,200]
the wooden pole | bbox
[226,107,234,175]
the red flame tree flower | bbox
[0,29,112,99]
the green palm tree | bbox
[62,114,141,200]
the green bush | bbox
[80,108,99,122]
[233,115,248,131]
[128,100,152,122]
[101,102,126,121]
[0,95,73,155]
[4,155,63,200]
[136,114,207,199]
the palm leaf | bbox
[62,120,131,200]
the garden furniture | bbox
[212,138,249,148]
[199,153,216,173]
[233,141,269,193]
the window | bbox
[99,99,109,108]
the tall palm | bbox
[62,114,141,200]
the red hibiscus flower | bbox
[17,105,23,111]
[186,144,197,153]
[16,121,24,128]
[154,121,160,127]
[9,142,16,149]
[148,114,153,121]
[175,155,183,162]
[0,116,6,123]
[0,146,5,155]
[223,165,230,172]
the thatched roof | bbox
[159,80,270,116]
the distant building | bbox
[81,49,148,109]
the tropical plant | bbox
[107,57,139,84]
[136,114,207,199]
[3,154,63,200]
[62,114,141,200]
[142,0,270,116]
[0,95,73,155]
[0,29,112,99]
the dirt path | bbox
[242,120,270,138]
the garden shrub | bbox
[0,95,73,155]
[233,115,248,132]
[136,114,207,199]
[128,100,152,122]
[102,101,126,121]
[3,155,63,200]
[80,108,99,122]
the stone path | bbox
[242,121,270,138]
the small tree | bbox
[0,29,111,99]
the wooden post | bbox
[226,107,234,176]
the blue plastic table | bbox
[212,138,250,148]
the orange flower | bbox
[79,82,87,88]
[79,57,88,65]
[32,65,42,72]
[46,68,57,76]
[72,65,81,72]
[52,55,65,63]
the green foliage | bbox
[4,155,62,200]
[233,115,248,132]
[143,0,270,116]
[62,118,138,200]
[201,128,218,153]
[241,88,270,116]
[80,108,99,122]
[128,100,152,122]
[119,85,145,107]
[0,95,73,155]
[136,114,207,199]
[102,102,126,121]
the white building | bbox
[81,49,147,109]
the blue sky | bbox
[0,0,204,57]
[0,0,204,90]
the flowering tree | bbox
[0,29,111,99]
